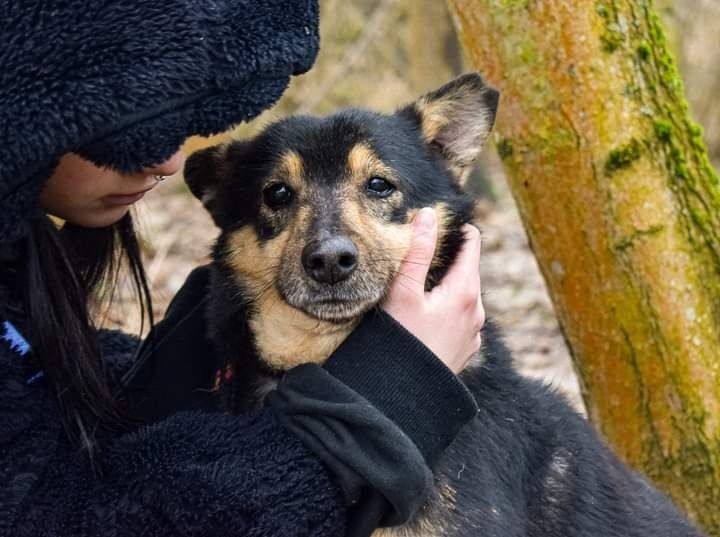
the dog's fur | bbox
[185,74,703,536]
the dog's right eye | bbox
[365,177,395,198]
[263,183,293,208]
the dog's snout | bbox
[302,236,358,284]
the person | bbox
[0,2,485,536]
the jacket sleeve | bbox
[270,310,478,535]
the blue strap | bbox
[2,320,45,384]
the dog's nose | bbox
[302,236,358,284]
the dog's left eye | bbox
[366,177,395,197]
[263,183,293,208]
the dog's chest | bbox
[249,287,360,370]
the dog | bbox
[184,74,703,537]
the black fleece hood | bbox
[0,0,319,243]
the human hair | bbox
[22,212,152,465]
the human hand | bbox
[382,208,485,374]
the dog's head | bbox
[185,73,498,324]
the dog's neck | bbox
[247,286,360,371]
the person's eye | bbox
[263,183,293,208]
[365,176,396,198]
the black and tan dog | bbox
[184,74,702,537]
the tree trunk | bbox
[446,0,720,533]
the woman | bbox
[0,2,484,536]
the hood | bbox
[0,0,319,243]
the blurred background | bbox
[108,0,720,413]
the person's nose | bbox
[143,149,185,178]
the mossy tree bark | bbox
[446,0,720,533]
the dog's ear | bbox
[399,73,499,187]
[184,144,227,219]
[185,142,253,227]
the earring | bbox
[155,175,167,182]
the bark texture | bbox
[446,0,720,533]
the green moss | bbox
[637,41,651,61]
[689,206,709,228]
[689,123,707,151]
[614,224,665,252]
[647,10,685,92]
[601,29,623,53]
[497,138,514,160]
[499,0,529,9]
[517,39,539,66]
[689,123,704,138]
[596,1,624,53]
[669,145,690,180]
[706,163,720,187]
[675,161,690,180]
[606,139,642,174]
[595,1,610,19]
[639,7,720,198]
[613,238,633,253]
[654,120,672,143]
[624,84,641,99]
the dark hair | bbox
[23,212,152,465]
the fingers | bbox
[434,224,481,299]
[391,207,438,297]
[382,216,486,375]
[476,291,486,332]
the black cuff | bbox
[324,309,478,466]
[267,364,433,527]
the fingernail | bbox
[413,207,436,231]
